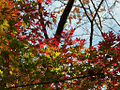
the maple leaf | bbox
[37,0,51,3]
[46,0,51,3]
[19,35,26,39]
[37,0,44,3]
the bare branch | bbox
[92,0,105,21]
[88,0,104,38]
[89,0,104,47]
[79,0,92,22]
[91,0,104,33]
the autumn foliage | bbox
[0,0,120,89]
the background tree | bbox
[45,0,120,47]
[0,0,120,89]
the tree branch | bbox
[79,0,92,22]
[87,2,104,39]
[55,0,75,41]
[92,0,105,21]
[90,0,104,34]
[90,21,94,47]
[7,75,86,89]
[89,0,104,47]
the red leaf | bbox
[100,62,105,66]
[17,22,22,27]
[37,0,51,3]
[46,0,51,3]
[69,28,75,36]
[19,35,26,39]
[51,13,55,17]
[37,0,44,3]
[75,38,80,42]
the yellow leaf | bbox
[3,19,9,27]
[0,70,3,76]
[23,53,29,58]
[55,68,59,71]
[55,52,61,57]
[114,84,118,86]
[9,71,13,75]
[61,72,65,75]
[29,52,32,56]
[6,83,10,88]
[105,84,108,87]
[87,53,90,56]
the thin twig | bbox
[92,0,105,21]
[79,0,92,22]
[91,0,104,35]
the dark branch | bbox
[55,0,75,40]
[79,0,92,22]
[88,1,104,37]
[92,0,105,21]
[7,75,86,89]
[90,21,94,47]
[89,0,104,47]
